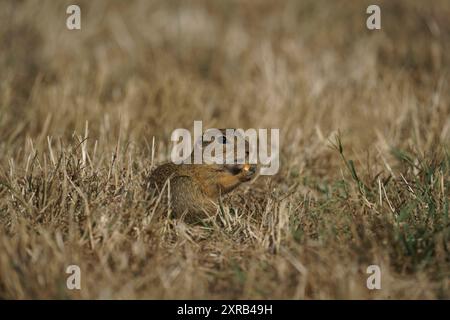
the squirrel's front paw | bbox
[238,164,257,181]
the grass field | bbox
[0,0,449,299]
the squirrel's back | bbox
[148,163,218,216]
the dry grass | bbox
[0,0,449,299]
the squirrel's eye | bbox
[219,136,227,144]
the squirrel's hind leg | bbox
[170,176,217,218]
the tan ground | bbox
[0,0,449,299]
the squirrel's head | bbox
[191,128,258,182]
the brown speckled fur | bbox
[149,162,255,217]
[148,131,257,217]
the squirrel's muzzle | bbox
[225,163,257,181]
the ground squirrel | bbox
[148,129,257,217]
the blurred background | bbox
[1,0,449,158]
